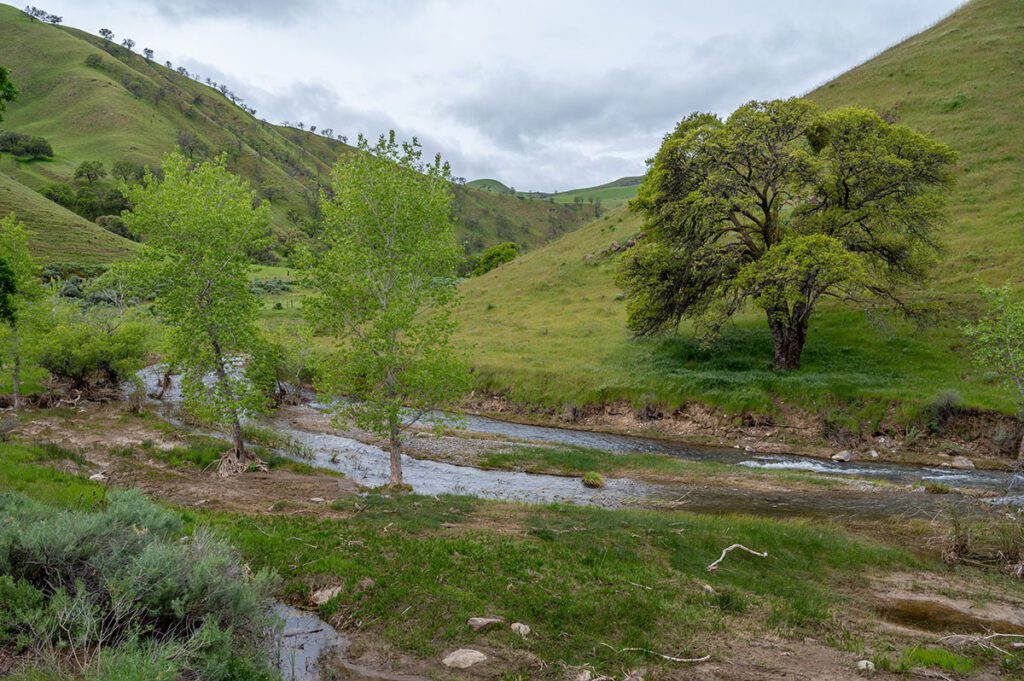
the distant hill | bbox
[0,5,591,261]
[468,175,643,208]
[455,0,1024,418]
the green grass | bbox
[455,0,1024,422]
[468,176,642,208]
[206,492,918,672]
[0,441,103,505]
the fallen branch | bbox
[597,641,710,663]
[707,544,768,572]
[939,632,1024,657]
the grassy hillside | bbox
[0,5,589,260]
[0,171,134,263]
[469,175,642,208]
[455,0,1024,419]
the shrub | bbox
[926,389,962,430]
[0,131,53,160]
[35,308,151,390]
[468,241,521,276]
[0,491,278,678]
[83,54,103,68]
[95,214,139,241]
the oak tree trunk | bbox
[767,308,808,372]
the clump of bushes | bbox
[0,130,53,160]
[462,241,521,277]
[0,490,278,679]
[248,277,291,295]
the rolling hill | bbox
[455,0,1024,420]
[0,4,591,261]
[468,175,642,208]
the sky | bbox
[32,0,962,191]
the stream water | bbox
[138,367,1023,517]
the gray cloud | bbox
[37,0,963,190]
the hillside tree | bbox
[302,132,471,487]
[619,99,956,371]
[98,28,114,41]
[121,38,134,51]
[142,47,154,61]
[122,150,274,475]
[0,215,44,409]
[964,285,1024,459]
[74,160,106,184]
[0,65,19,121]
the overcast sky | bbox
[31,0,961,190]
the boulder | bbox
[467,616,503,631]
[511,622,531,637]
[831,450,855,462]
[309,586,343,606]
[857,659,876,673]
[442,649,488,669]
[868,449,879,459]
[949,455,975,470]
[88,472,107,482]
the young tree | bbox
[0,65,19,122]
[74,160,106,185]
[302,132,471,487]
[0,215,43,409]
[964,285,1024,459]
[122,151,274,474]
[619,99,957,370]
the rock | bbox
[857,659,875,673]
[88,472,107,482]
[949,455,975,470]
[467,616,503,631]
[868,449,879,459]
[701,584,717,595]
[441,649,488,669]
[511,622,530,637]
[309,497,325,503]
[309,586,343,606]
[831,450,855,462]
[574,672,593,681]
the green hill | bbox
[0,5,590,261]
[455,0,1024,421]
[469,175,642,208]
[466,178,514,194]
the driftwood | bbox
[707,544,768,572]
[597,641,710,664]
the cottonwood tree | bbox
[619,99,956,371]
[0,215,44,409]
[302,132,470,487]
[122,151,274,474]
[964,285,1024,459]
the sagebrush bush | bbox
[0,490,279,678]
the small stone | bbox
[442,649,488,669]
[949,455,975,470]
[467,616,503,631]
[309,497,325,503]
[88,472,107,482]
[868,449,879,459]
[831,450,854,462]
[857,659,875,673]
[511,622,530,637]
[309,586,343,606]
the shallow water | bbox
[137,367,1021,516]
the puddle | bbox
[274,603,428,681]
[875,596,1024,634]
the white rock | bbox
[467,616,503,631]
[309,586,343,606]
[309,497,325,503]
[831,450,854,462]
[949,455,975,470]
[868,449,879,459]
[857,659,875,673]
[441,649,488,669]
[511,622,530,637]
[575,672,593,681]
[88,472,107,482]
[701,584,717,595]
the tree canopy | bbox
[618,98,957,370]
[0,64,19,122]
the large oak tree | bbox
[618,98,956,370]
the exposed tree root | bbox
[217,448,268,477]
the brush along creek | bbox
[8,367,1023,680]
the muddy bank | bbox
[463,393,1024,470]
